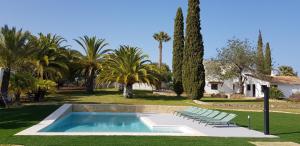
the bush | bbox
[270,87,284,99]
[290,92,300,102]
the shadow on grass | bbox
[48,89,188,102]
[0,105,59,130]
[201,99,262,103]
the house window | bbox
[247,84,251,91]
[211,84,218,90]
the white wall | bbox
[244,76,270,98]
[133,83,155,91]
[205,79,235,95]
[277,84,300,98]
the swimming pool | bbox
[40,112,183,133]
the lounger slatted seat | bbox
[197,112,228,123]
[205,113,237,126]
[184,109,213,119]
[192,111,220,122]
[174,107,196,116]
[180,109,208,118]
[177,108,202,117]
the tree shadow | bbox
[201,99,262,103]
[0,105,59,129]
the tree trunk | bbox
[159,41,163,68]
[123,84,133,98]
[1,68,10,108]
[239,74,244,94]
[14,92,21,104]
[86,70,95,93]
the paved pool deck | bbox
[142,113,275,138]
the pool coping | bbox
[16,104,205,136]
[15,104,277,138]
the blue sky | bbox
[1,0,300,73]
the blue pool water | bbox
[40,112,183,133]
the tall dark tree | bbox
[256,30,265,74]
[182,0,205,99]
[264,42,272,75]
[172,7,184,96]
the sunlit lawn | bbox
[45,89,197,106]
[1,105,300,146]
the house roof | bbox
[245,74,300,85]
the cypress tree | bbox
[264,42,272,75]
[257,30,265,74]
[173,7,184,96]
[182,0,205,99]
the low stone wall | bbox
[72,104,189,113]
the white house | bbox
[204,73,300,98]
[243,74,300,98]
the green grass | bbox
[0,105,300,146]
[46,89,196,106]
[1,89,299,145]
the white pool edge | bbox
[16,104,205,136]
[16,104,72,135]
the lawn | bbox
[45,89,197,106]
[44,89,300,113]
[0,106,299,145]
[1,89,299,146]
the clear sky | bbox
[1,0,300,73]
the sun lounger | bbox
[180,109,208,118]
[198,112,228,123]
[174,107,196,116]
[192,110,220,122]
[205,113,237,126]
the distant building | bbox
[205,73,300,98]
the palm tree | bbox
[0,25,31,106]
[153,32,171,68]
[98,45,159,98]
[278,66,297,76]
[9,72,35,103]
[31,33,69,80]
[75,36,109,93]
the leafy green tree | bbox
[153,32,171,68]
[75,36,109,93]
[182,0,205,99]
[215,39,256,94]
[98,46,159,98]
[278,66,298,76]
[149,63,172,89]
[256,30,265,74]
[172,7,184,96]
[0,25,31,106]
[264,42,272,75]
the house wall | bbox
[276,84,300,98]
[244,76,270,98]
[133,83,155,91]
[205,79,235,95]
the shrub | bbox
[270,86,284,99]
[289,92,300,102]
